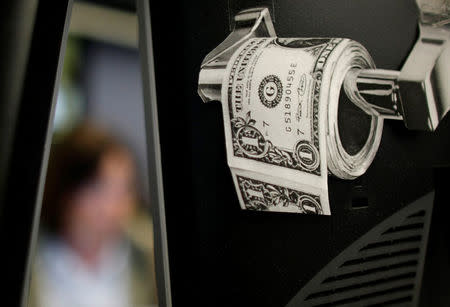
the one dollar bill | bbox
[221,37,346,215]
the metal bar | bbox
[137,1,173,306]
[344,68,403,121]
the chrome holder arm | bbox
[344,69,403,121]
[198,8,275,103]
[343,23,450,131]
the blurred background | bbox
[27,1,158,306]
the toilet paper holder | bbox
[198,7,450,132]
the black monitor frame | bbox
[0,0,73,306]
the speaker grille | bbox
[286,193,433,307]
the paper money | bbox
[198,7,383,215]
[220,37,349,215]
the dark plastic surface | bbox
[147,1,448,306]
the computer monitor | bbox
[138,0,450,306]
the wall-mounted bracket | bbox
[345,23,450,131]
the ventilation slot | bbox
[360,236,422,251]
[367,295,413,306]
[311,284,415,307]
[322,260,418,284]
[306,272,416,300]
[407,210,425,218]
[382,223,424,234]
[342,248,420,266]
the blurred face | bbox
[62,149,136,251]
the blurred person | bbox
[28,123,157,307]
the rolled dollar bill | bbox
[216,37,382,215]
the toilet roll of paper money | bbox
[218,37,383,215]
